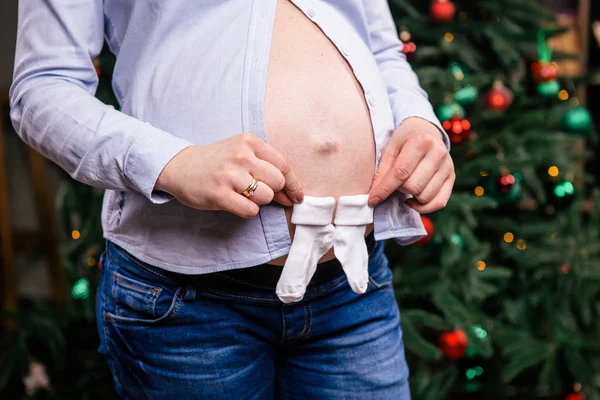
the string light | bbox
[450,233,463,246]
[516,239,526,250]
[444,32,455,42]
[72,230,81,240]
[87,257,97,267]
[72,278,90,299]
[466,366,485,380]
[459,11,468,20]
[472,325,488,340]
[480,171,489,177]
[476,261,486,271]
[449,62,465,80]
[474,186,485,196]
[558,90,569,101]
[503,232,514,243]
[560,263,570,274]
[548,166,559,177]
[554,181,575,198]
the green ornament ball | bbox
[454,85,479,105]
[537,80,560,97]
[436,103,465,121]
[563,107,593,133]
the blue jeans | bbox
[96,240,411,399]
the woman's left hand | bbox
[368,117,455,214]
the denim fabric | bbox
[97,241,411,399]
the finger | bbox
[412,163,454,204]
[233,174,259,194]
[368,138,427,207]
[252,141,304,203]
[218,192,260,219]
[273,191,294,207]
[246,181,274,205]
[251,159,286,192]
[398,149,449,201]
[406,175,454,214]
[370,140,399,191]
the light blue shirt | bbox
[10,0,448,274]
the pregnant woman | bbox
[11,0,454,398]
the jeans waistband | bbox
[213,232,377,289]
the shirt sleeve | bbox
[362,1,450,149]
[9,0,193,203]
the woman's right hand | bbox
[155,133,304,218]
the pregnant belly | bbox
[265,0,375,265]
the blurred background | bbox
[1,0,600,399]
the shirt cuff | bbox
[392,95,451,151]
[124,123,193,204]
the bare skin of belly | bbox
[265,0,376,266]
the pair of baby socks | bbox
[275,195,373,304]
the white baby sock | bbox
[276,196,336,303]
[333,194,374,294]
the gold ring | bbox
[241,176,259,197]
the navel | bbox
[316,136,338,154]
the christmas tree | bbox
[387,1,599,399]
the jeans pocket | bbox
[102,245,186,325]
[105,270,184,325]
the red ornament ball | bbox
[442,115,471,144]
[430,0,456,23]
[565,393,585,400]
[531,61,558,83]
[439,329,469,360]
[401,42,417,56]
[415,215,434,245]
[484,82,513,112]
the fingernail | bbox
[368,197,380,207]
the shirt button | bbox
[306,9,316,18]
[368,97,376,108]
[342,48,350,56]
